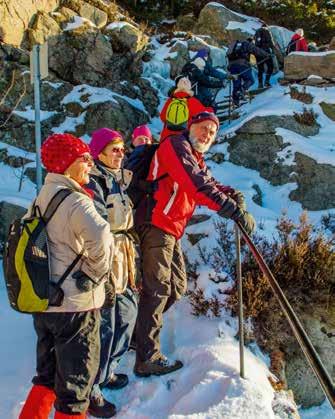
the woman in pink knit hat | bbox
[132,124,152,147]
[87,128,138,418]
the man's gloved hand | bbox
[231,189,247,211]
[232,209,256,235]
[73,270,98,292]
[227,73,238,81]
[218,197,256,235]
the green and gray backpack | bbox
[3,188,82,313]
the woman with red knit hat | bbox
[19,133,115,419]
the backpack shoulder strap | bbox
[43,188,74,225]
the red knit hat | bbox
[188,111,220,131]
[41,133,90,174]
[131,125,152,144]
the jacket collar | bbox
[45,173,85,193]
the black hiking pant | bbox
[32,310,100,414]
[136,224,187,362]
[257,50,274,85]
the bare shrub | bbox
[293,107,318,126]
[289,86,313,104]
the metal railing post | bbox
[235,224,245,379]
[228,79,232,125]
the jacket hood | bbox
[292,33,302,40]
[173,91,192,98]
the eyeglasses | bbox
[78,154,94,163]
[111,147,125,154]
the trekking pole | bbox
[235,223,245,379]
[228,79,232,125]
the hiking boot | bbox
[258,82,264,89]
[88,394,116,418]
[265,81,271,88]
[103,373,129,390]
[134,355,183,377]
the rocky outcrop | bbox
[0,0,60,46]
[105,21,148,54]
[227,115,335,210]
[284,52,335,80]
[285,300,335,407]
[28,11,61,47]
[83,99,148,141]
[0,201,27,250]
[289,153,335,210]
[194,2,260,45]
[48,29,114,85]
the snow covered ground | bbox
[1,14,335,418]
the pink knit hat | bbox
[89,128,123,159]
[131,125,152,144]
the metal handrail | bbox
[234,221,335,409]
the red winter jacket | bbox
[159,91,210,141]
[291,34,308,52]
[135,133,235,239]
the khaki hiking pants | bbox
[136,224,187,362]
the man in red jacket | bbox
[288,28,308,53]
[134,111,255,377]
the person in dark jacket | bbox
[134,111,255,377]
[87,128,138,418]
[254,23,276,88]
[182,49,226,109]
[227,39,270,106]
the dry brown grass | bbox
[293,107,318,126]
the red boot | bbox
[54,411,86,418]
[19,385,56,419]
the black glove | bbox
[73,270,98,292]
[232,209,256,236]
[218,196,238,219]
[231,189,247,211]
[227,73,238,81]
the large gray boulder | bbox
[77,1,107,28]
[48,29,114,85]
[83,98,148,141]
[105,21,148,54]
[284,52,335,80]
[0,0,60,46]
[285,301,335,407]
[28,11,61,47]
[194,2,260,45]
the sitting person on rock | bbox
[287,28,308,53]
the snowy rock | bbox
[28,11,61,47]
[272,390,300,419]
[84,99,148,141]
[0,0,60,46]
[167,40,190,79]
[51,6,78,25]
[289,153,335,210]
[77,2,107,28]
[284,51,335,81]
[0,202,26,249]
[194,2,261,45]
[105,21,148,54]
[227,115,335,210]
[285,301,335,407]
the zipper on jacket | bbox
[163,182,179,215]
